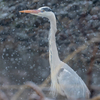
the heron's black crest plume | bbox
[41,7,52,12]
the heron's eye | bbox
[41,10,45,12]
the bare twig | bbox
[90,95,100,100]
[26,82,54,100]
[25,81,45,100]
[11,85,26,100]
[0,85,23,90]
[87,46,98,97]
[0,90,8,100]
[91,85,100,91]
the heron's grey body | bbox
[48,11,90,99]
[19,6,90,100]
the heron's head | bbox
[19,6,54,19]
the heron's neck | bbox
[49,15,60,69]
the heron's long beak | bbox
[19,10,41,14]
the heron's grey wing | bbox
[57,64,90,99]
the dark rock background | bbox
[0,0,100,99]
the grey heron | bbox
[19,6,90,100]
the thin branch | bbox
[90,95,100,100]
[11,85,26,100]
[0,91,8,100]
[87,46,98,97]
[25,81,45,100]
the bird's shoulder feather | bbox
[57,62,90,99]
